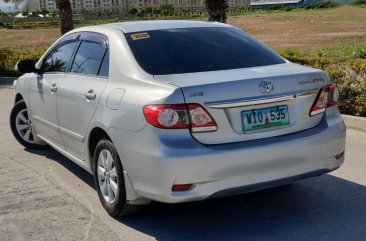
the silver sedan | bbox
[10,20,346,216]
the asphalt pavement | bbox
[0,86,366,241]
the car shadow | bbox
[25,148,95,188]
[26,148,366,241]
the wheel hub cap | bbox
[15,109,34,144]
[97,149,118,204]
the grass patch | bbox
[315,45,366,59]
[0,34,17,41]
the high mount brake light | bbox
[310,84,339,116]
[143,104,218,132]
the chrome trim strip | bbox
[32,115,58,130]
[205,89,319,109]
[33,115,84,142]
[59,127,84,142]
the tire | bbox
[9,100,46,149]
[94,138,140,217]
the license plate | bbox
[242,105,290,132]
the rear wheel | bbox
[10,100,46,149]
[94,139,140,216]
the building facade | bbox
[33,0,302,13]
[37,0,208,13]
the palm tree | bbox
[204,0,229,23]
[5,0,74,34]
[56,0,74,34]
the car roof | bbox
[103,20,229,33]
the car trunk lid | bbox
[154,63,330,145]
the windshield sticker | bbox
[130,32,150,40]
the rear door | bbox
[57,32,109,160]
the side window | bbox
[98,49,109,77]
[71,40,106,76]
[42,41,78,72]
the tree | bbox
[56,0,74,34]
[5,0,74,35]
[21,10,29,17]
[204,0,229,23]
[159,4,174,16]
[40,8,50,17]
[0,9,6,17]
[129,8,138,16]
[50,10,58,17]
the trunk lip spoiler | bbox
[205,88,319,109]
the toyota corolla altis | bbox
[10,20,346,216]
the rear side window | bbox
[98,49,109,77]
[71,40,107,76]
[42,41,78,72]
[125,27,286,75]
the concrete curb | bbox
[342,114,366,132]
[0,77,16,86]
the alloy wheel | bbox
[15,109,34,144]
[97,149,118,204]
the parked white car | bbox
[10,20,346,216]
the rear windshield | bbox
[125,27,286,75]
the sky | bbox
[0,0,15,12]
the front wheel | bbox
[10,100,46,149]
[94,138,140,216]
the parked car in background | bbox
[10,20,346,216]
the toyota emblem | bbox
[259,81,274,94]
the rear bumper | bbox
[109,108,346,203]
[208,168,336,199]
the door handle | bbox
[50,84,57,93]
[84,90,96,100]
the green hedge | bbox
[0,47,43,77]
[281,48,366,117]
[1,47,365,117]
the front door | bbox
[30,36,80,147]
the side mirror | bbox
[15,60,37,73]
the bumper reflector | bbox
[172,184,193,192]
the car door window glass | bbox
[71,40,106,76]
[98,49,109,77]
[42,41,78,73]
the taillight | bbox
[310,84,339,116]
[143,104,218,132]
[188,104,217,132]
[328,85,340,107]
[143,104,189,129]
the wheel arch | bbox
[14,93,24,104]
[87,125,145,203]
[88,127,111,173]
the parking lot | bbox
[1,85,366,241]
